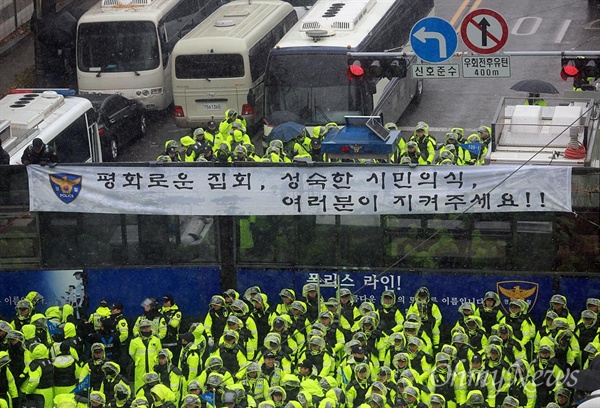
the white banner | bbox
[27,165,572,215]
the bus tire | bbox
[413,79,424,104]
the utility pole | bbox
[33,0,57,87]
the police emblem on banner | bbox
[49,173,82,204]
[496,280,539,313]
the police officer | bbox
[399,141,424,165]
[475,127,492,149]
[88,318,121,364]
[408,123,436,165]
[21,138,58,165]
[78,342,106,393]
[220,110,239,138]
[21,342,54,408]
[0,139,9,165]
[109,303,129,356]
[160,295,181,365]
[204,296,229,352]
[133,299,166,340]
[407,287,442,352]
[0,350,18,408]
[128,320,162,392]
[52,342,80,397]
[11,300,33,332]
[178,333,202,384]
[160,141,181,162]
[474,292,505,335]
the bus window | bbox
[77,21,160,72]
[265,53,370,124]
[162,0,202,42]
[249,36,272,82]
[175,54,244,79]
[53,114,91,163]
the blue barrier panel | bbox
[293,271,556,323]
[0,267,220,320]
[559,276,600,315]
[87,267,220,318]
[236,270,562,325]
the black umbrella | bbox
[266,121,305,143]
[510,79,559,94]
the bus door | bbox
[86,113,103,163]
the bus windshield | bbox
[264,53,373,126]
[77,21,160,73]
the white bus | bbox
[172,0,297,132]
[263,0,434,136]
[76,0,219,111]
[1,90,102,164]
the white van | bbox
[172,0,298,133]
[1,90,102,164]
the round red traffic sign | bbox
[461,9,508,54]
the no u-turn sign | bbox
[461,9,509,54]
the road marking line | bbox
[555,20,571,43]
[450,0,471,27]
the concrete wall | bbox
[0,0,33,41]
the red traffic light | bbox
[346,61,364,81]
[560,62,579,81]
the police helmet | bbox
[5,330,24,343]
[339,288,352,298]
[193,128,205,138]
[450,127,464,137]
[550,294,567,306]
[209,295,225,307]
[444,132,458,142]
[430,394,445,407]
[187,380,201,392]
[502,396,519,408]
[439,150,454,161]
[477,126,490,135]
[404,386,419,399]
[142,372,159,385]
[370,394,385,408]
[233,144,247,156]
[131,399,148,408]
[243,143,255,155]
[246,362,260,375]
[206,374,223,388]
[371,381,387,395]
[0,353,10,368]
[222,390,236,405]
[290,301,307,314]
[587,298,600,307]
[182,395,200,407]
[90,392,106,405]
[467,133,482,144]
[468,392,484,405]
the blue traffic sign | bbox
[410,17,458,63]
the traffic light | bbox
[561,57,600,81]
[346,58,408,81]
[388,59,407,78]
[346,60,365,81]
